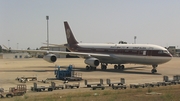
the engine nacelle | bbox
[84,58,100,67]
[43,54,57,63]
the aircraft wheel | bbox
[94,67,97,70]
[87,66,96,70]
[104,65,107,70]
[118,64,122,70]
[151,69,157,73]
[101,65,107,70]
[90,66,93,70]
[0,95,3,98]
[151,69,154,73]
[86,66,90,70]
[101,63,107,70]
[117,65,124,70]
[101,65,103,70]
[102,65,106,70]
[102,66,104,70]
[121,65,125,69]
[151,65,158,73]
[114,65,118,69]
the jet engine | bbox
[43,54,57,63]
[84,58,100,67]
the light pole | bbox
[46,16,49,50]
[134,36,137,44]
[17,43,19,49]
[8,40,10,49]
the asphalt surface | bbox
[0,57,180,93]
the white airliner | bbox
[8,21,172,73]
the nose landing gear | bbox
[151,65,158,73]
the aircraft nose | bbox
[168,53,173,60]
[169,53,173,58]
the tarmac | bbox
[0,57,180,94]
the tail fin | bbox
[64,21,78,44]
[2,45,9,50]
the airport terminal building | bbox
[167,46,180,57]
[0,53,30,59]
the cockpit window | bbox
[163,50,169,53]
[158,50,169,54]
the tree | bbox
[119,41,127,44]
[0,45,2,53]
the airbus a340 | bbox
[8,21,172,73]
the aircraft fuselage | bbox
[67,43,172,65]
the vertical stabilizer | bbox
[64,21,78,45]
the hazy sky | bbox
[1,0,180,49]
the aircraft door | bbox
[142,50,148,61]
[138,50,147,55]
[138,50,147,62]
[143,51,146,55]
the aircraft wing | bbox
[52,51,116,62]
[7,49,110,58]
[6,48,119,62]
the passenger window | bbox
[125,50,129,52]
[158,50,163,54]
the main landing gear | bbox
[86,66,96,70]
[114,64,125,70]
[151,65,158,73]
[86,63,108,70]
[85,63,125,71]
[101,63,107,70]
